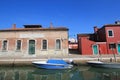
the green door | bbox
[117,44,120,55]
[92,45,99,55]
[29,40,35,55]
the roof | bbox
[77,33,93,37]
[100,23,120,29]
[103,21,120,27]
[0,26,68,32]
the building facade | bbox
[69,38,78,50]
[68,38,78,54]
[0,24,69,57]
[78,21,120,55]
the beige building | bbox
[0,24,69,58]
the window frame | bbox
[55,39,61,50]
[42,39,48,50]
[16,40,22,51]
[109,43,116,49]
[108,30,114,37]
[2,40,8,51]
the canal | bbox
[0,66,120,80]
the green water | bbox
[0,66,120,80]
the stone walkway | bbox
[0,54,120,66]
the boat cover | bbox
[47,59,67,65]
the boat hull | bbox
[32,63,72,69]
[32,59,73,69]
[87,61,120,68]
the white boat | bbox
[32,59,73,69]
[87,61,120,68]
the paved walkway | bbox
[0,54,120,66]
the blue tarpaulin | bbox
[47,59,67,65]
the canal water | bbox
[0,66,120,80]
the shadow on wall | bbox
[69,49,79,54]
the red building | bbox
[78,21,120,55]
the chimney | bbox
[12,24,16,29]
[94,26,98,33]
[50,22,53,28]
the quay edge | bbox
[0,55,119,66]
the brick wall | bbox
[0,30,69,57]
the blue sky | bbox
[0,0,120,38]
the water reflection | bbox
[88,67,120,80]
[0,66,120,80]
[0,66,87,80]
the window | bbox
[56,39,61,49]
[108,30,114,37]
[42,40,47,50]
[16,40,21,51]
[109,43,116,49]
[2,40,7,51]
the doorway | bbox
[117,44,120,55]
[92,45,99,55]
[29,40,35,55]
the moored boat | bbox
[32,59,73,69]
[87,61,120,68]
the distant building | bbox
[69,38,78,54]
[0,24,69,57]
[69,38,78,50]
[78,21,120,55]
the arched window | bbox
[42,40,47,50]
[56,39,61,50]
